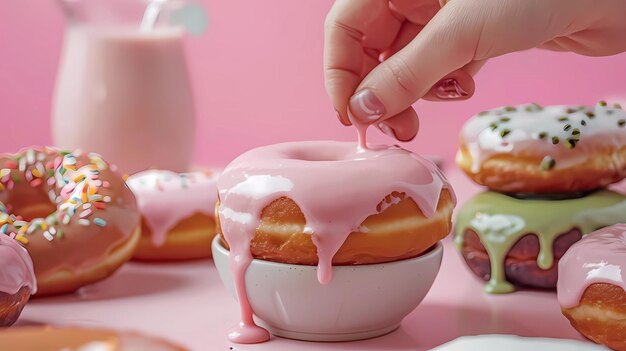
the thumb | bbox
[347,0,574,124]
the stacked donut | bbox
[454,102,626,293]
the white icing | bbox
[469,213,526,244]
[76,341,110,351]
[225,175,294,199]
[460,103,626,173]
[219,207,253,225]
[584,260,623,284]
[432,335,609,351]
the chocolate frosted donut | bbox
[455,190,626,293]
[457,102,626,193]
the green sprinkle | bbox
[11,174,20,182]
[477,111,489,116]
[60,150,71,156]
[56,230,63,238]
[558,117,569,122]
[598,100,608,107]
[504,106,516,112]
[540,156,556,171]
[490,123,498,130]
[571,128,581,135]
[538,132,548,139]
[47,169,55,177]
[565,138,577,149]
[525,103,542,112]
[563,124,572,131]
[552,136,560,144]
[500,117,510,122]
[500,129,511,137]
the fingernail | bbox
[435,78,468,99]
[336,110,350,126]
[349,89,386,123]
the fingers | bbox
[348,1,483,124]
[377,107,419,142]
[324,0,402,125]
[349,0,571,125]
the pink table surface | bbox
[17,169,594,351]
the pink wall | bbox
[1,1,625,167]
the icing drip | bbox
[460,103,626,172]
[0,234,36,295]
[558,223,626,308]
[126,170,218,246]
[217,141,454,343]
[455,190,626,293]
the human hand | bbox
[324,0,626,141]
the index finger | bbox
[324,0,402,125]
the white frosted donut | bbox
[431,335,607,351]
[457,102,626,193]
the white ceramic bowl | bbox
[212,236,443,342]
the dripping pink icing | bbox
[0,234,37,295]
[217,140,455,343]
[557,223,626,308]
[126,170,219,246]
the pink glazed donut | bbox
[558,223,626,351]
[216,141,455,343]
[0,233,36,327]
[127,170,219,260]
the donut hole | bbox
[284,145,348,162]
[2,183,56,221]
[287,151,340,162]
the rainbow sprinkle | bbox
[0,147,113,244]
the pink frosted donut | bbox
[558,223,626,350]
[0,233,36,326]
[216,141,455,343]
[127,170,219,260]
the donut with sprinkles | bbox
[0,147,140,296]
[457,102,626,193]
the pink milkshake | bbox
[53,8,196,175]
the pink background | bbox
[1,0,625,166]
